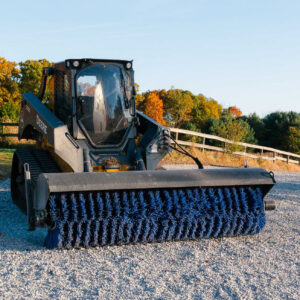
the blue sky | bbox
[1,0,299,116]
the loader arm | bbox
[19,92,84,172]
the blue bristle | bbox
[132,219,143,243]
[166,218,177,241]
[83,220,91,248]
[122,192,129,216]
[109,218,118,245]
[44,186,266,249]
[91,221,100,247]
[70,194,78,222]
[212,215,222,238]
[175,218,185,240]
[95,193,103,219]
[88,193,95,220]
[197,217,207,238]
[172,189,181,219]
[104,193,112,218]
[147,218,158,242]
[113,192,121,217]
[164,190,173,216]
[189,219,198,240]
[204,216,214,238]
[100,220,108,246]
[140,218,151,243]
[138,192,147,220]
[124,219,134,244]
[154,191,163,215]
[79,193,87,221]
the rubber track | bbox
[44,186,266,249]
[15,148,60,186]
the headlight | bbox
[73,60,80,67]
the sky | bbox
[0,0,299,116]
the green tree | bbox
[262,111,300,150]
[0,100,20,121]
[204,117,257,152]
[285,126,300,154]
[239,113,266,144]
[180,121,202,143]
[19,59,53,95]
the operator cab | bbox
[76,62,134,147]
[51,59,136,149]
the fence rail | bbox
[169,128,300,165]
[0,122,18,137]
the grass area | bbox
[0,148,15,180]
[0,148,15,165]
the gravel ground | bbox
[0,166,299,299]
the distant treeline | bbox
[136,87,300,154]
[0,57,299,154]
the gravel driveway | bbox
[0,167,299,299]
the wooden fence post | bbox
[202,137,206,152]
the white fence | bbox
[169,128,300,165]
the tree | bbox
[162,89,194,127]
[134,83,145,111]
[144,92,166,125]
[0,57,20,106]
[204,116,257,152]
[0,100,20,121]
[285,126,300,154]
[19,59,53,95]
[262,111,300,150]
[192,94,222,129]
[240,113,266,144]
[180,121,202,143]
[228,106,242,118]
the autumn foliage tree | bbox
[144,92,166,125]
[0,57,21,121]
[0,57,20,105]
[228,106,242,118]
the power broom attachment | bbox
[32,168,275,249]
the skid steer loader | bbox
[11,59,276,249]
